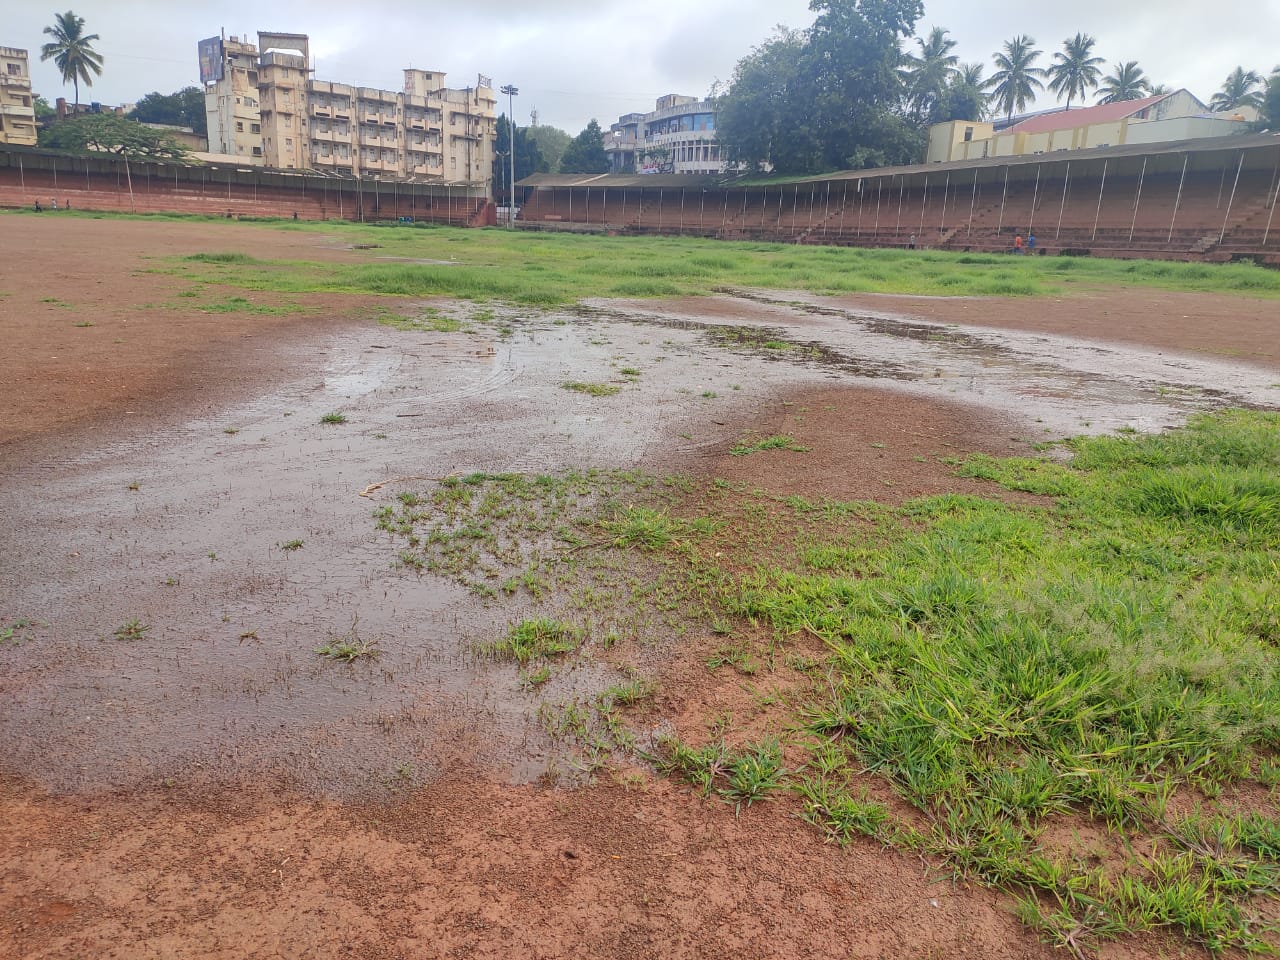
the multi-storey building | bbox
[199,31,495,184]
[605,94,727,175]
[0,46,38,147]
[201,35,262,162]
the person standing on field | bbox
[1014,233,1024,255]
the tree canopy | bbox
[492,115,547,202]
[525,124,571,173]
[1263,69,1280,127]
[559,119,610,174]
[989,35,1045,122]
[40,10,103,112]
[1047,33,1104,110]
[715,0,925,175]
[129,87,207,137]
[39,113,190,161]
[1209,67,1265,112]
[1097,61,1151,104]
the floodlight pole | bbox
[501,84,519,228]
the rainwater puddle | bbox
[3,296,1277,798]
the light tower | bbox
[500,84,518,227]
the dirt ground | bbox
[3,213,1277,959]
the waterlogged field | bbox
[5,212,1280,957]
[158,217,1280,303]
[366,411,1280,956]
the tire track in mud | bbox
[722,288,1279,416]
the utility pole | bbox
[500,84,518,228]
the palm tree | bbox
[904,27,959,123]
[1208,67,1265,112]
[989,35,1046,123]
[1046,33,1104,110]
[40,11,103,114]
[1097,61,1151,104]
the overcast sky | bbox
[11,1,1279,132]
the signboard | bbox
[198,36,224,84]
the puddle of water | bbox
[3,296,1277,798]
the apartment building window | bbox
[252,146,262,156]
[250,123,260,133]
[6,63,20,76]
[248,71,258,84]
[285,138,293,149]
[236,121,244,132]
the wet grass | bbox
[486,618,581,663]
[730,435,811,457]
[159,220,1280,306]
[372,409,1280,955]
[316,619,379,662]
[562,381,621,397]
[376,307,465,332]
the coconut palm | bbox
[1208,67,1265,112]
[989,35,1046,123]
[946,62,990,121]
[1097,61,1151,104]
[1046,33,1104,109]
[904,26,959,123]
[40,10,103,114]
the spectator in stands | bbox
[908,233,917,250]
[51,199,58,211]
[1027,232,1037,254]
[65,200,71,211]
[1014,233,1024,255]
[34,200,42,212]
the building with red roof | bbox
[927,89,1253,164]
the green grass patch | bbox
[562,381,621,397]
[488,618,581,663]
[147,218,1280,307]
[376,308,465,332]
[730,435,811,456]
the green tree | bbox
[715,0,925,175]
[492,114,546,203]
[1262,68,1280,126]
[559,119,610,174]
[129,86,207,136]
[1208,66,1265,112]
[989,35,1045,123]
[1097,61,1151,104]
[1046,33,1104,109]
[39,113,189,161]
[40,10,104,114]
[941,62,988,121]
[904,26,958,123]
[33,94,56,118]
[525,124,571,173]
[714,27,808,172]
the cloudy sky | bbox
[11,1,1278,132]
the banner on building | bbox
[198,37,224,84]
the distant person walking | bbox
[1027,233,1036,254]
[1014,233,1024,255]
[908,233,917,250]
[34,200,42,212]
[50,199,58,211]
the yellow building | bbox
[927,91,1251,164]
[0,46,38,147]
[200,31,495,184]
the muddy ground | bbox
[2,214,1278,958]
